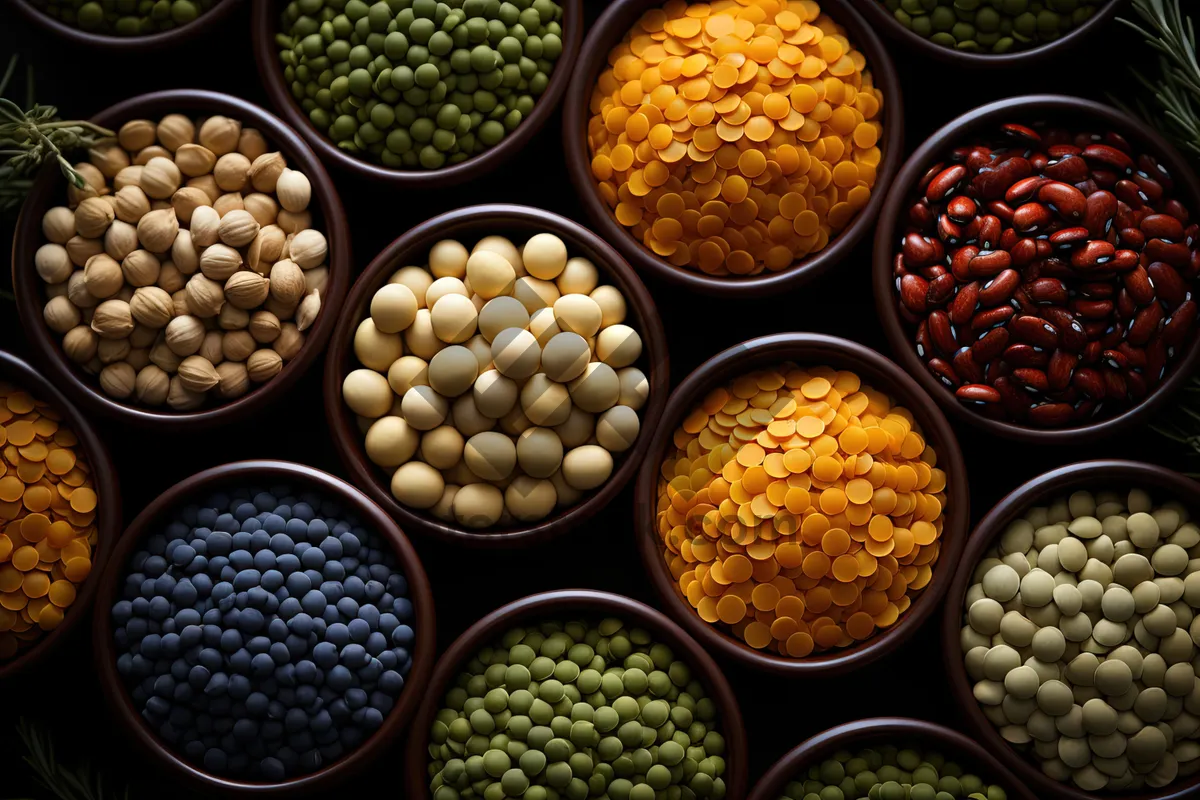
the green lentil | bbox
[880,0,1101,53]
[778,744,1010,800]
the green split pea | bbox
[427,617,730,800]
[881,0,1101,54]
[276,0,565,170]
[779,744,1010,800]
[30,0,215,35]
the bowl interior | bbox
[92,460,434,795]
[0,350,120,681]
[873,95,1200,444]
[636,333,969,674]
[943,460,1200,800]
[326,204,668,545]
[12,90,349,428]
[403,590,748,800]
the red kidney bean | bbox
[928,358,961,388]
[976,215,1003,249]
[1102,349,1129,370]
[1038,181,1087,221]
[1049,145,1081,158]
[1132,173,1164,204]
[979,270,1019,306]
[926,165,967,202]
[1013,203,1053,234]
[947,196,977,223]
[1006,176,1051,206]
[1013,368,1050,392]
[968,249,1012,278]
[971,327,1010,362]
[1010,238,1038,267]
[1048,350,1078,391]
[956,384,1001,405]
[986,200,1016,225]
[1078,282,1115,299]
[1122,266,1155,305]
[899,274,929,314]
[903,233,941,267]
[1029,403,1076,426]
[1049,227,1090,248]
[1103,368,1127,398]
[1005,345,1050,368]
[1009,315,1060,348]
[1127,370,1148,399]
[926,272,957,306]
[1164,199,1190,225]
[1072,299,1115,319]
[1118,227,1146,250]
[949,281,980,325]
[1072,367,1105,398]
[1083,144,1134,173]
[973,157,1033,200]
[1044,154,1090,184]
[970,305,1015,333]
[938,214,963,245]
[953,348,985,384]
[917,162,945,195]
[909,200,935,229]
[1027,277,1068,305]
[1084,191,1117,238]
[1145,239,1191,267]
[1163,299,1197,346]
[1147,261,1186,306]
[1070,241,1116,269]
[1115,179,1147,209]
[927,310,957,356]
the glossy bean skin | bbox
[892,121,1200,427]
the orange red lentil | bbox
[0,383,97,661]
[654,364,947,656]
[587,0,884,277]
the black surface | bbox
[0,1,1187,797]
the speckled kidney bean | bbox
[893,121,1200,427]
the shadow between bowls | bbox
[11,89,351,432]
[251,0,583,189]
[0,349,121,682]
[748,717,1038,800]
[90,459,436,796]
[323,203,669,548]
[871,94,1200,446]
[6,0,246,51]
[848,0,1125,70]
[940,459,1200,800]
[633,332,970,676]
[561,0,905,299]
[402,589,749,800]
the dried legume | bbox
[778,744,1010,800]
[588,0,884,277]
[27,0,218,35]
[881,0,1103,55]
[656,364,947,656]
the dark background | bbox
[0,0,1189,796]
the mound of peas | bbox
[779,745,1009,800]
[276,0,565,170]
[880,0,1102,54]
[29,0,216,35]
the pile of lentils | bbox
[342,231,648,529]
[779,744,1010,800]
[35,114,329,410]
[892,122,1199,428]
[276,0,566,170]
[27,0,218,35]
[962,488,1200,791]
[588,0,885,278]
[0,384,98,660]
[111,485,416,780]
[880,0,1103,55]
[427,617,730,800]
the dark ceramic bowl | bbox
[12,89,351,432]
[634,333,969,675]
[562,0,904,299]
[872,95,1200,445]
[323,203,669,548]
[8,0,245,51]
[0,349,120,681]
[849,0,1124,70]
[251,0,583,189]
[91,459,436,795]
[748,717,1036,800]
[941,459,1200,800]
[403,589,749,800]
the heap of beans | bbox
[892,122,1200,427]
[961,488,1200,791]
[342,231,648,529]
[0,385,98,661]
[588,0,884,277]
[657,364,947,656]
[880,0,1103,55]
[779,744,1010,800]
[426,616,730,800]
[111,486,416,780]
[35,115,329,411]
[28,0,218,35]
[276,0,565,170]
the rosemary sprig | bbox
[3,719,132,800]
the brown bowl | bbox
[251,0,583,189]
[748,717,1037,800]
[323,203,669,548]
[872,94,1200,445]
[0,349,121,681]
[849,0,1124,70]
[941,459,1200,800]
[8,0,245,51]
[91,459,436,795]
[403,589,749,800]
[11,89,351,432]
[634,332,970,675]
[562,0,904,299]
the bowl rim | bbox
[322,202,670,548]
[8,0,246,50]
[747,716,1040,800]
[11,88,352,431]
[401,588,750,800]
[633,332,970,675]
[939,458,1200,800]
[250,0,584,189]
[0,348,122,681]
[871,93,1200,444]
[561,0,906,299]
[847,0,1125,69]
[89,458,437,795]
